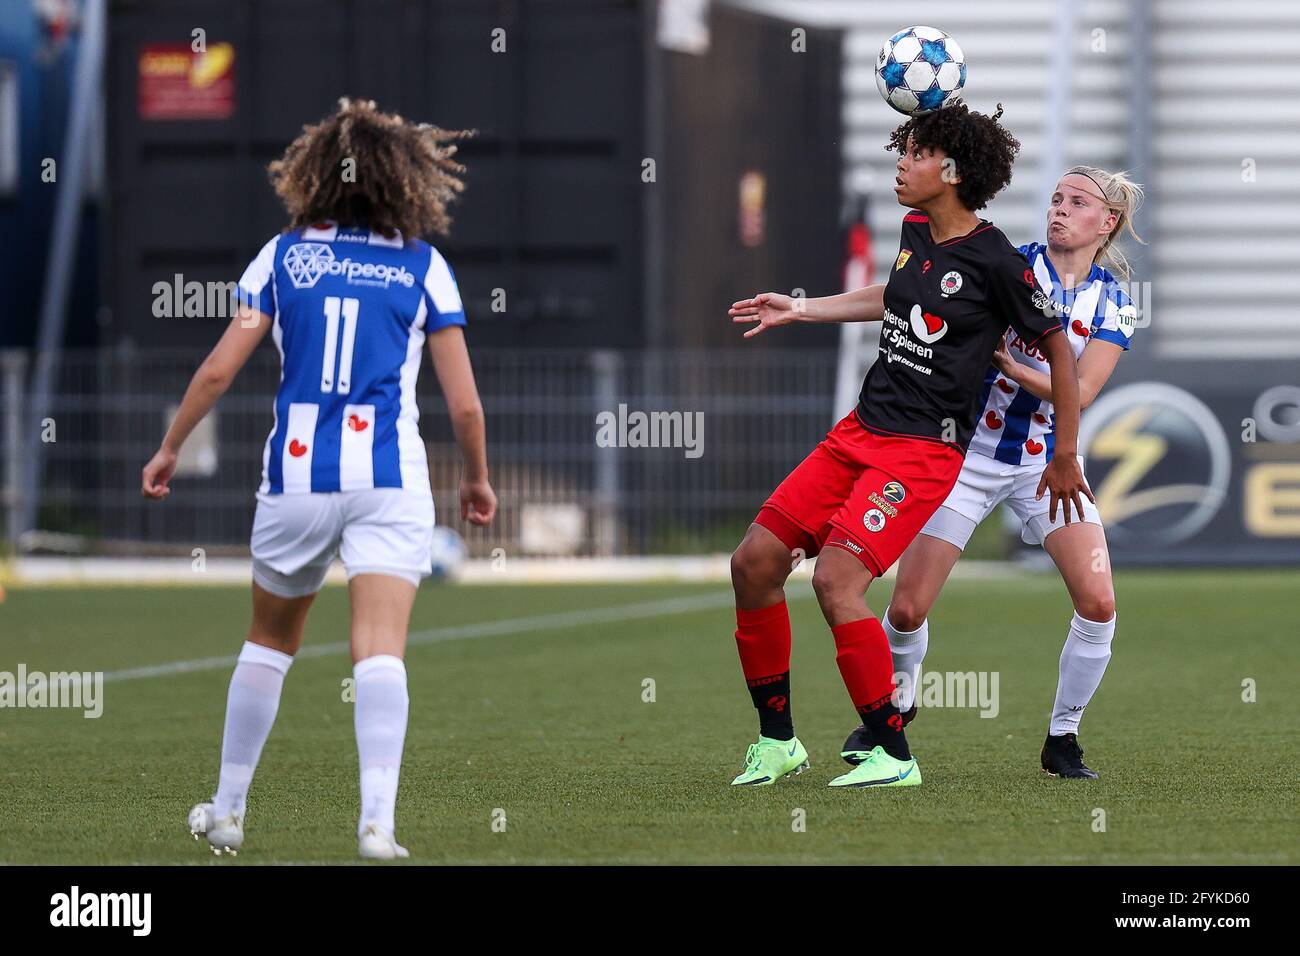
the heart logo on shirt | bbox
[995,379,1015,394]
[288,439,308,457]
[908,304,948,343]
[1071,319,1091,338]
[985,411,1002,429]
[1025,438,1045,455]
[347,414,369,432]
[1034,413,1049,425]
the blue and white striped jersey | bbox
[967,242,1136,466]
[235,222,466,494]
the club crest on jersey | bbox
[908,304,948,344]
[895,249,913,271]
[863,509,887,533]
[940,271,962,296]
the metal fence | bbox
[0,347,842,557]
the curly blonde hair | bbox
[267,97,473,239]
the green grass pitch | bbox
[1,570,1295,865]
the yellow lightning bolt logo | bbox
[1089,404,1214,523]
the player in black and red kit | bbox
[725,103,1093,788]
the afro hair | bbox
[885,102,1020,211]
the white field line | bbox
[4,554,1033,586]
[99,584,815,684]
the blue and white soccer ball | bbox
[429,525,468,581]
[876,26,966,116]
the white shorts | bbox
[920,451,1102,550]
[250,488,435,597]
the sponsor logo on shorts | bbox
[882,481,906,504]
[830,536,864,555]
[867,493,898,518]
[863,509,888,533]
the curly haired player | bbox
[726,103,1091,788]
[840,165,1145,779]
[142,99,496,856]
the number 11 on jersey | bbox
[321,296,360,394]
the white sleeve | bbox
[236,234,280,314]
[423,245,465,319]
[1095,284,1137,348]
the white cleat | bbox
[359,824,409,860]
[202,809,244,856]
[188,802,215,841]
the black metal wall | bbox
[104,0,647,349]
[660,4,843,351]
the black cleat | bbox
[840,704,917,765]
[1040,732,1099,779]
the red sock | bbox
[735,601,793,739]
[830,616,895,713]
[734,600,791,681]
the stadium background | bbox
[1,0,1297,576]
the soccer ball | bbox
[429,525,468,581]
[876,26,966,116]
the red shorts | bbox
[756,412,966,576]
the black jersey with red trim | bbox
[855,211,1062,452]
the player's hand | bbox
[141,446,178,499]
[1035,454,1095,524]
[729,292,800,338]
[461,477,497,526]
[991,338,1016,375]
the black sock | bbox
[858,697,910,761]
[747,672,793,740]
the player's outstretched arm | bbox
[141,306,272,499]
[428,325,496,526]
[729,284,885,338]
[1035,331,1095,523]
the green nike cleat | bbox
[730,736,810,786]
[827,745,921,788]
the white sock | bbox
[354,654,409,836]
[883,605,928,713]
[213,642,293,819]
[1049,612,1115,737]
